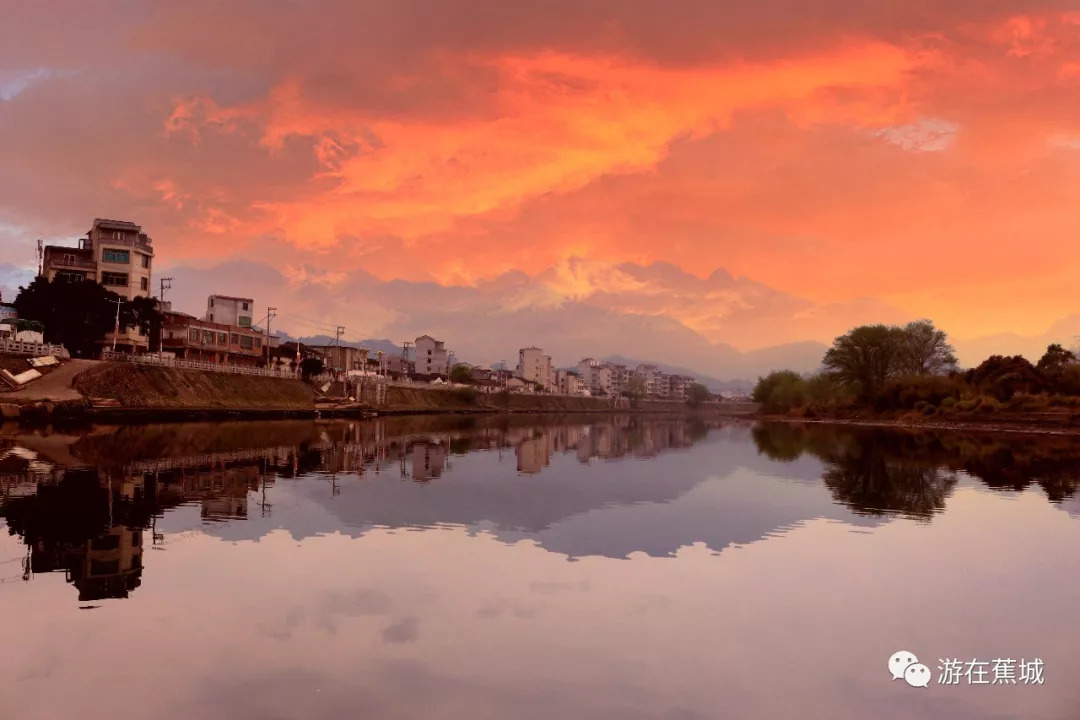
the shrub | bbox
[452,387,479,405]
[975,395,1002,413]
[941,397,957,409]
[875,374,964,411]
[965,355,1046,401]
[752,370,809,413]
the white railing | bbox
[0,339,69,358]
[103,350,299,379]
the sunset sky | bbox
[2,1,1079,375]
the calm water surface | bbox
[1,416,1078,719]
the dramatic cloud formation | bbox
[2,1,1079,365]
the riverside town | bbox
[3,6,1079,717]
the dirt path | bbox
[2,359,98,402]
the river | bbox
[1,416,1077,719]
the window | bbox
[202,330,214,344]
[218,333,227,345]
[102,249,130,263]
[112,230,126,240]
[242,302,249,311]
[230,333,239,344]
[92,534,121,550]
[101,272,128,287]
[255,338,262,349]
[209,298,214,307]
[238,316,251,327]
[132,531,141,545]
[208,313,214,322]
[240,335,254,350]
[140,277,148,291]
[56,270,85,282]
[189,329,199,342]
[140,254,150,268]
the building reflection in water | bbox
[0,416,711,602]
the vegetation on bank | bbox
[14,276,162,357]
[753,319,1080,421]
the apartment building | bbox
[518,346,554,389]
[667,374,694,401]
[415,335,449,376]
[205,295,255,328]
[161,311,266,365]
[41,218,155,352]
[554,368,585,395]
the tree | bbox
[686,382,710,407]
[896,319,957,375]
[627,375,646,399]
[122,296,164,352]
[822,324,904,400]
[964,355,1044,401]
[13,277,126,357]
[1037,343,1077,373]
[450,364,473,384]
[300,356,324,380]
[752,370,808,413]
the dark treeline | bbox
[753,319,1080,419]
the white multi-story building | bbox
[518,346,553,389]
[205,295,255,328]
[415,335,449,376]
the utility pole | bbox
[334,325,345,377]
[109,297,124,353]
[157,278,173,360]
[158,277,173,304]
[266,306,277,366]
[446,349,454,379]
[402,340,411,377]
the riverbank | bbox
[1,362,759,425]
[760,408,1080,437]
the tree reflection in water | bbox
[752,422,1080,518]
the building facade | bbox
[161,311,266,365]
[41,218,155,352]
[518,346,553,389]
[205,295,254,328]
[414,335,449,376]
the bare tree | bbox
[896,319,958,375]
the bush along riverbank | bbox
[752,321,1080,433]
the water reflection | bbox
[2,417,1080,720]
[751,422,1080,514]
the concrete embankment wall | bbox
[73,363,316,410]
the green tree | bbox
[822,324,904,400]
[896,319,958,375]
[1036,343,1077,373]
[450,364,473,384]
[752,370,808,413]
[122,296,164,352]
[686,382,710,407]
[13,277,128,357]
[300,356,324,380]
[627,375,646,399]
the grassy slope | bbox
[74,363,315,409]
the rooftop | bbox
[208,294,255,302]
[93,218,142,231]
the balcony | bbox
[97,235,154,254]
[45,256,96,271]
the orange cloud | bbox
[173,40,919,250]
